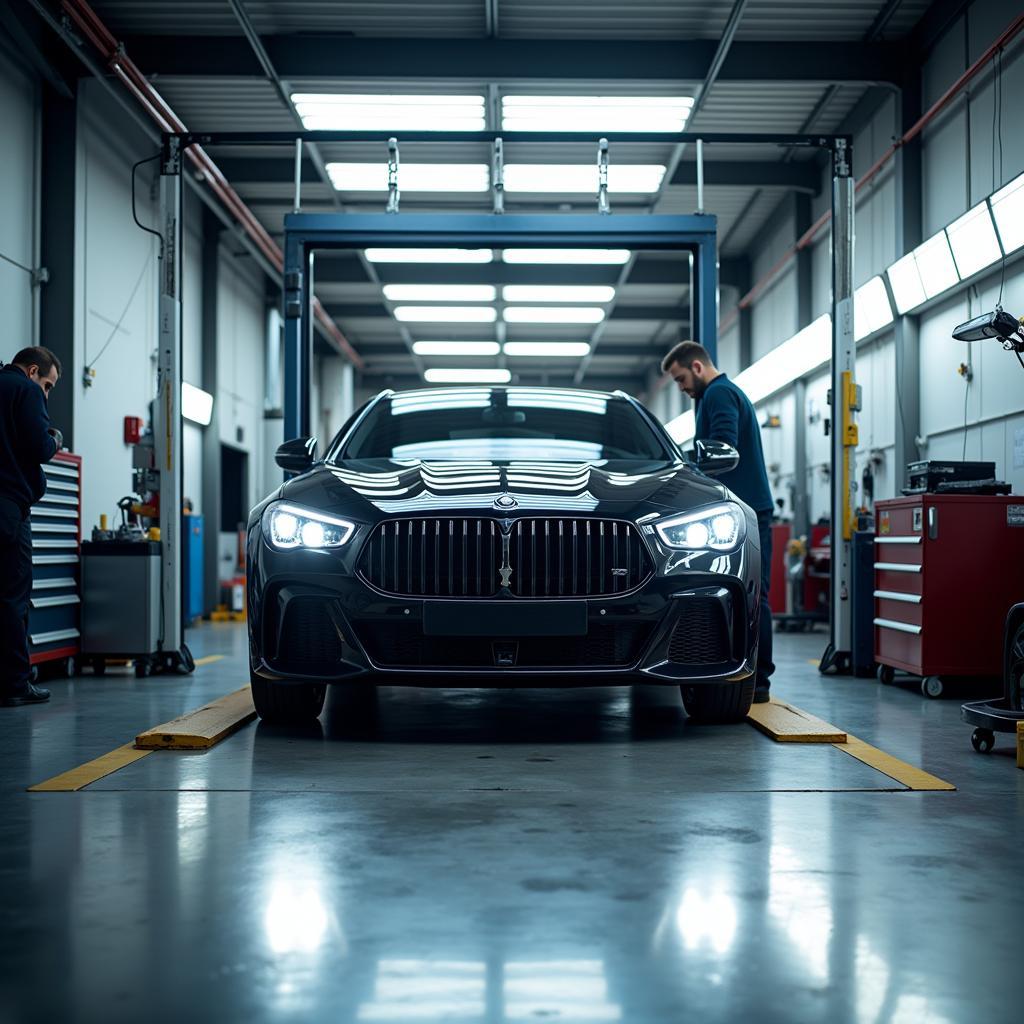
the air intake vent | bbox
[667,599,732,664]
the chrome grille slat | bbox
[359,517,653,598]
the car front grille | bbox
[358,517,653,599]
[667,598,732,664]
[352,619,654,668]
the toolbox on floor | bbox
[874,495,1024,693]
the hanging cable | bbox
[131,153,165,258]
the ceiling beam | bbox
[118,36,901,83]
[325,303,690,321]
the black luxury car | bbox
[247,386,761,724]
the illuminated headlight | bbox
[654,502,745,552]
[263,503,355,550]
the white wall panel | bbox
[0,53,38,350]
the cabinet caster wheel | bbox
[135,660,151,679]
[971,728,995,753]
[877,664,895,686]
[29,665,39,684]
[64,657,76,678]
[921,676,944,699]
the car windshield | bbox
[334,388,673,462]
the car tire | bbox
[250,672,326,723]
[680,680,756,723]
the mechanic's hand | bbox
[48,427,64,451]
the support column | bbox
[821,140,856,674]
[793,378,809,538]
[155,135,190,669]
[38,82,77,446]
[735,258,753,371]
[282,233,307,442]
[693,240,719,364]
[794,193,813,329]
[893,74,922,492]
[200,206,221,616]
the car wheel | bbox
[680,680,755,723]
[250,671,326,723]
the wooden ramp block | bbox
[838,734,956,791]
[29,743,152,792]
[747,697,847,743]
[135,686,256,750]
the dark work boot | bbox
[1,683,51,707]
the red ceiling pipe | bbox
[717,12,1024,335]
[60,0,362,368]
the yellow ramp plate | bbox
[837,734,956,791]
[747,697,847,743]
[29,743,152,792]
[135,686,256,750]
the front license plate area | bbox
[423,601,587,636]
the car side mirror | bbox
[694,439,739,476]
[275,436,318,472]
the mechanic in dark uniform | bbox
[0,347,63,707]
[662,340,775,702]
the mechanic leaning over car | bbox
[662,340,775,703]
[0,347,63,708]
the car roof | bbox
[378,385,626,403]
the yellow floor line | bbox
[747,697,847,743]
[135,686,256,750]
[835,734,956,791]
[193,654,225,666]
[28,743,152,792]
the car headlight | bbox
[654,502,746,552]
[263,503,355,550]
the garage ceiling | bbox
[80,0,936,392]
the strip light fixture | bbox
[503,342,592,357]
[946,201,1003,279]
[384,285,496,302]
[411,341,500,356]
[503,249,630,265]
[181,382,213,426]
[503,307,605,324]
[990,172,1024,253]
[502,285,615,303]
[853,276,894,341]
[394,306,497,323]
[291,93,486,131]
[504,164,666,193]
[502,94,694,133]
[424,368,511,384]
[326,162,488,192]
[365,248,493,263]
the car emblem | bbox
[611,568,628,576]
[494,494,518,510]
[499,564,513,588]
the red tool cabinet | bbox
[874,494,1024,679]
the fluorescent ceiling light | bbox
[384,284,496,302]
[290,93,485,131]
[501,94,694,133]
[734,314,832,406]
[886,252,926,314]
[503,307,605,324]
[412,341,500,356]
[424,368,512,384]
[325,162,488,192]
[503,249,630,265]
[854,276,894,341]
[365,248,493,263]
[394,306,497,323]
[504,164,666,194]
[502,285,615,303]
[181,382,213,426]
[990,172,1024,253]
[946,201,1003,278]
[913,231,960,299]
[503,342,592,357]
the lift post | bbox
[155,136,194,674]
[820,139,857,673]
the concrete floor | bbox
[1,624,1022,1024]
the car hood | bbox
[277,458,729,517]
